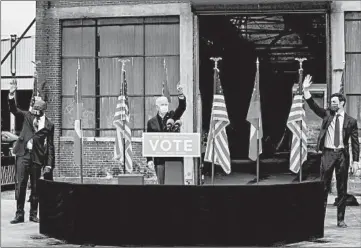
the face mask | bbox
[159,105,168,114]
[31,109,43,117]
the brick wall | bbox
[36,0,357,178]
[36,0,190,178]
[55,139,148,178]
[36,1,62,172]
[35,0,322,178]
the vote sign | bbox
[142,133,201,157]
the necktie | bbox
[34,117,39,132]
[334,114,340,148]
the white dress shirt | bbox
[324,111,344,149]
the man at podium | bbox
[146,85,186,184]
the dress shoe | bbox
[10,216,24,224]
[29,216,39,223]
[337,221,347,228]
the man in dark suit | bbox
[146,85,186,184]
[303,75,360,228]
[8,80,55,224]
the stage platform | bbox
[38,179,324,246]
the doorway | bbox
[198,13,328,178]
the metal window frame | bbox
[60,17,180,137]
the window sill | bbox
[60,136,143,142]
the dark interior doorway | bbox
[199,14,327,166]
[1,89,33,135]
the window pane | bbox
[345,20,361,52]
[347,95,361,136]
[145,56,180,95]
[99,58,144,95]
[345,54,361,94]
[62,97,96,137]
[99,97,117,137]
[144,96,182,127]
[132,130,143,137]
[129,97,144,129]
[98,25,144,56]
[99,96,144,137]
[145,24,180,56]
[62,27,95,56]
[305,93,324,145]
[62,59,95,96]
[345,12,361,20]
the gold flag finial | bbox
[295,57,307,70]
[118,58,130,71]
[210,57,222,70]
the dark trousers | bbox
[321,148,349,223]
[155,164,165,185]
[15,151,42,217]
[43,170,53,181]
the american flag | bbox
[286,94,308,173]
[204,68,231,174]
[113,70,133,173]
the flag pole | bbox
[295,58,307,183]
[256,58,260,184]
[118,58,130,174]
[340,60,345,94]
[77,59,84,184]
[29,60,41,111]
[210,57,222,185]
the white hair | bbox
[155,96,168,106]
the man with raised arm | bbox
[303,74,360,228]
[8,79,55,224]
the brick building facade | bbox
[34,0,361,182]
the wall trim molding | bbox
[49,3,191,19]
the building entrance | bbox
[198,13,327,179]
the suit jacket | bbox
[146,96,186,165]
[305,97,359,162]
[9,97,55,168]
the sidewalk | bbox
[1,189,360,247]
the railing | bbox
[1,143,16,188]
[1,156,16,187]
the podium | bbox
[165,160,184,185]
[142,132,201,185]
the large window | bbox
[345,12,361,136]
[61,17,180,137]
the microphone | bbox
[172,120,182,132]
[165,118,175,132]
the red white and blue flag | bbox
[204,68,231,174]
[113,70,133,173]
[287,94,308,173]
